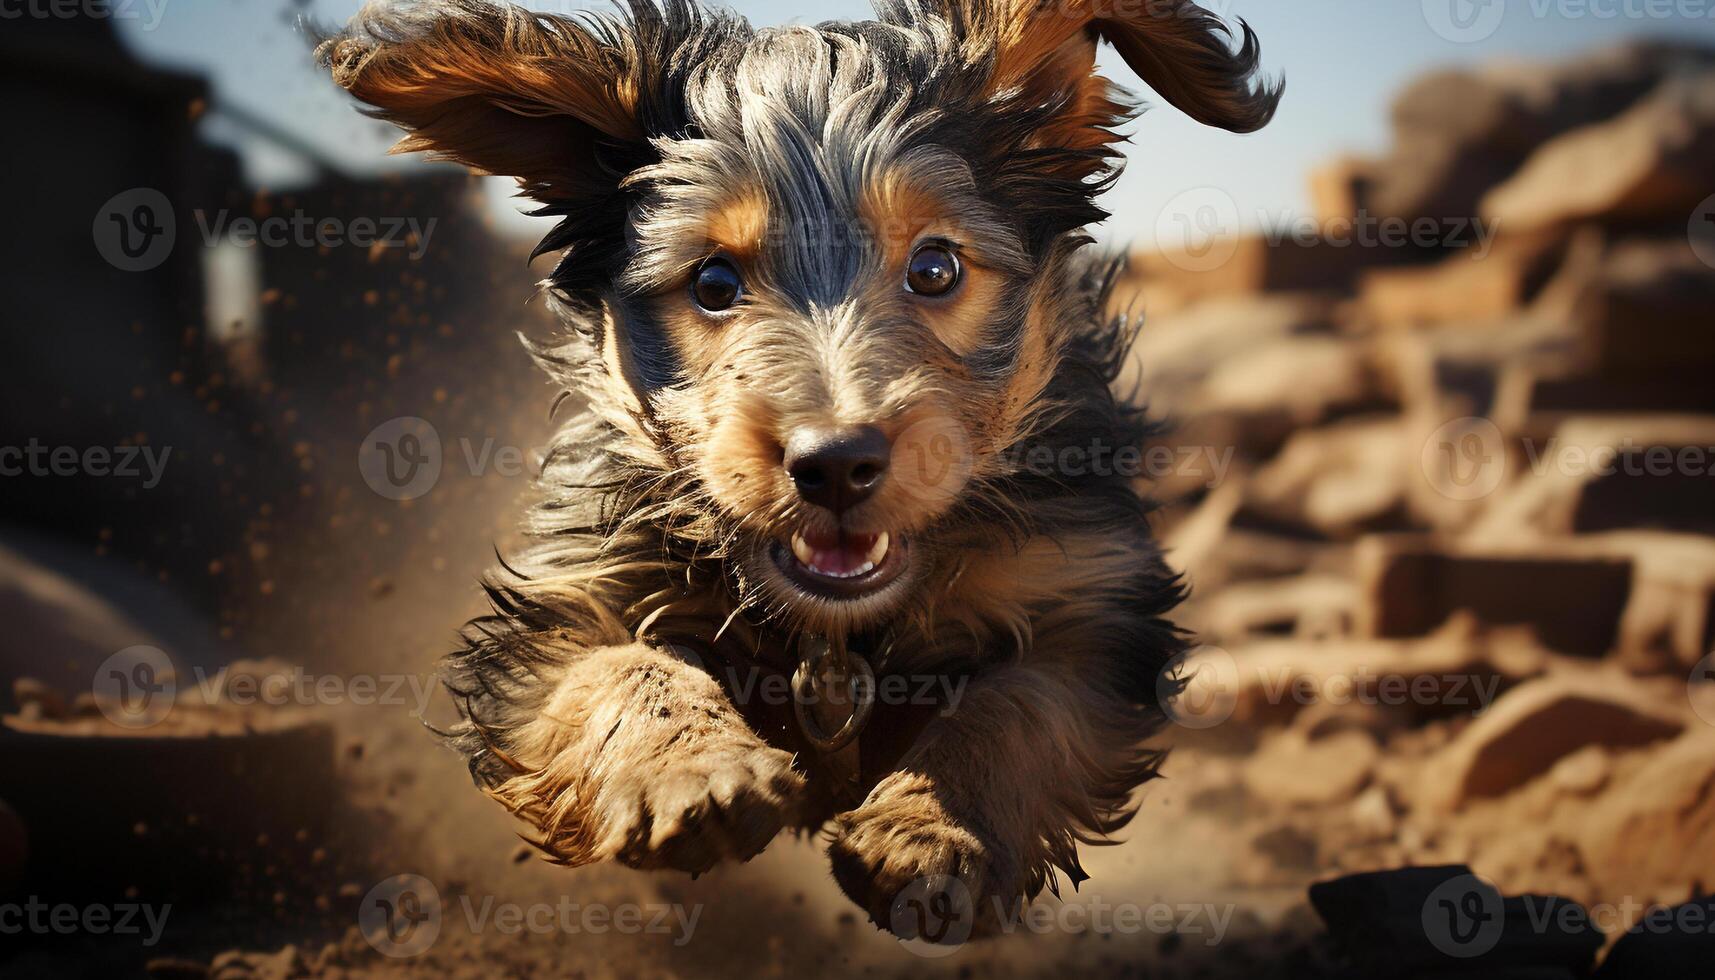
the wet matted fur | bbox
[320,0,1279,935]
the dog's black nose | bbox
[784,424,891,513]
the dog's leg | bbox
[827,663,1154,935]
[487,641,806,873]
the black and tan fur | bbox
[320,0,1279,935]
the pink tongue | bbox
[804,530,878,575]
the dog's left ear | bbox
[965,0,1280,156]
[317,2,661,208]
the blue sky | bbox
[119,0,1715,247]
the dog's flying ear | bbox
[925,0,1279,142]
[316,1,656,206]
[1003,0,1279,133]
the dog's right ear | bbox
[316,1,654,207]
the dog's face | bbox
[324,0,1277,632]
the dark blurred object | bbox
[0,796,27,897]
[1592,895,1715,979]
[0,11,543,655]
[0,718,340,910]
[1309,865,1604,978]
[0,12,276,612]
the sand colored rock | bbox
[1245,420,1406,538]
[1357,228,1571,328]
[1354,536,1634,658]
[1577,735,1715,899]
[1418,672,1686,812]
[1482,73,1715,232]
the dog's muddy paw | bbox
[604,738,805,874]
[826,773,1023,940]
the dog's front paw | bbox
[601,734,805,874]
[826,771,1024,939]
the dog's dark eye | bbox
[905,243,960,297]
[691,257,742,312]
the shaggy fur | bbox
[321,0,1278,935]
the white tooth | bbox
[864,532,890,567]
[790,531,817,567]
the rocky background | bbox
[3,27,1714,980]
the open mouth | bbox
[771,526,908,599]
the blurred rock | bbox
[1134,236,1414,304]
[1418,672,1685,812]
[1547,745,1611,797]
[1348,786,1397,843]
[1245,419,1406,537]
[1123,294,1334,409]
[1306,155,1376,224]
[1225,629,1538,730]
[1472,415,1715,539]
[1202,574,1358,643]
[1565,239,1715,396]
[1578,735,1715,899]
[1365,39,1715,222]
[1244,730,1379,808]
[1483,72,1715,232]
[1355,536,1633,658]
[1198,336,1386,427]
[1358,228,1572,329]
[10,678,66,721]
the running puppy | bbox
[321,0,1277,937]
